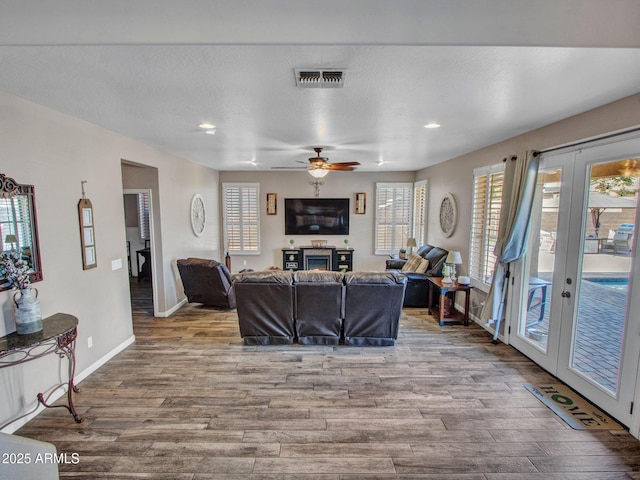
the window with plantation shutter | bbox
[375,183,412,255]
[0,195,32,252]
[222,183,260,255]
[412,180,428,246]
[469,164,504,291]
[137,192,150,241]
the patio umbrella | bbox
[587,192,637,237]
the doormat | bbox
[524,384,624,430]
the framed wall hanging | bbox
[355,192,366,214]
[266,193,277,215]
[78,181,97,270]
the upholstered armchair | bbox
[176,258,236,309]
[233,270,295,345]
[294,270,344,345]
[343,271,407,346]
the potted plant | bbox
[344,238,350,249]
[399,248,407,260]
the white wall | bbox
[219,171,415,272]
[0,90,219,430]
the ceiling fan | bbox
[300,147,361,178]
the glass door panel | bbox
[511,165,567,373]
[568,160,637,395]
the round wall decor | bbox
[439,192,458,237]
[190,193,206,237]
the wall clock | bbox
[190,194,206,237]
[439,192,457,237]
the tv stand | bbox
[282,246,353,272]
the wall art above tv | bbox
[284,198,349,235]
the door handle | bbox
[561,291,571,298]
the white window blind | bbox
[412,180,428,247]
[223,183,260,255]
[375,183,412,255]
[0,196,32,252]
[469,164,504,290]
[137,192,150,241]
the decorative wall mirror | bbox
[0,173,43,291]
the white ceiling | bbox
[1,1,639,172]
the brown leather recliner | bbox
[233,270,295,345]
[294,270,344,345]
[343,271,407,346]
[176,258,236,309]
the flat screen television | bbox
[284,198,349,235]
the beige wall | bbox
[417,92,640,318]
[219,171,416,272]
[0,90,219,430]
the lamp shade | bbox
[5,234,17,244]
[308,168,329,178]
[406,238,417,248]
[446,251,462,264]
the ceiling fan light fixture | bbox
[308,168,329,178]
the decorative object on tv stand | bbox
[445,251,463,282]
[78,180,97,270]
[406,237,417,256]
[0,250,42,334]
[344,238,350,249]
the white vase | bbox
[13,287,43,334]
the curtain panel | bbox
[480,150,540,342]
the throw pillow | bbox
[401,254,423,272]
[415,258,430,274]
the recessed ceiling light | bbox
[198,123,216,129]
[205,129,216,135]
[424,123,441,129]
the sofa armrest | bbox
[385,259,406,270]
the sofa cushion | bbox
[294,270,343,283]
[401,254,423,272]
[423,247,448,276]
[415,258,430,273]
[233,270,293,284]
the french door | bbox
[509,134,640,427]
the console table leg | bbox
[37,341,83,423]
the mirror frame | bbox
[0,173,43,292]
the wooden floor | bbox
[17,300,640,479]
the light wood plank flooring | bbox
[17,301,640,479]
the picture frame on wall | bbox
[355,192,366,214]
[78,198,97,270]
[266,193,277,215]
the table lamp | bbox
[445,251,462,282]
[406,238,417,256]
[5,234,18,251]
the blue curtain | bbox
[480,150,540,342]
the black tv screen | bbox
[284,198,350,235]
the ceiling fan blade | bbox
[330,161,361,167]
[327,165,357,171]
[271,166,307,170]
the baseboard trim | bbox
[1,335,135,434]
[156,298,187,317]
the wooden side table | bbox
[427,277,472,326]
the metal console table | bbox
[0,313,82,424]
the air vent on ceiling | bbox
[295,69,345,88]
